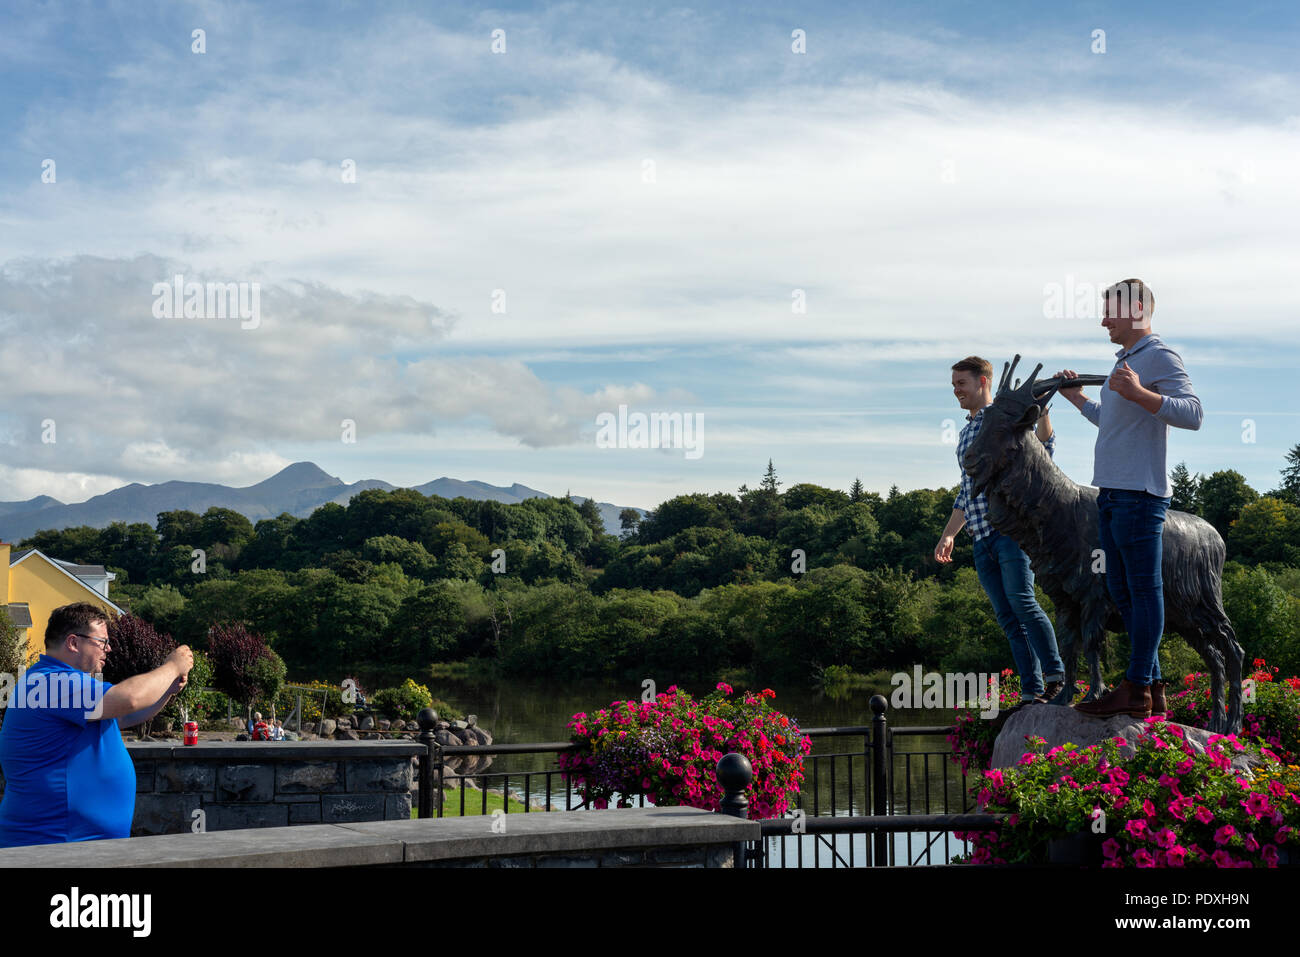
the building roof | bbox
[53,558,113,578]
[7,548,124,614]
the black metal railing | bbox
[410,695,996,867]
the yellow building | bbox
[1,542,124,664]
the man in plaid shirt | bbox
[935,356,1065,705]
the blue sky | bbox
[2,0,1298,512]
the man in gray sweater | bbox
[1055,279,1203,718]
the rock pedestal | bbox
[990,705,1260,773]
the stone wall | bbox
[1,741,422,835]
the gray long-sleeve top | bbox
[1079,333,1202,497]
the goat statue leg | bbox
[1084,646,1106,702]
[1221,620,1245,736]
[1051,615,1078,705]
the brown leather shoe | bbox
[1150,680,1167,716]
[1073,679,1152,719]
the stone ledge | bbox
[338,806,757,863]
[0,807,757,868]
[125,742,423,761]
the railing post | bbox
[416,707,439,819]
[870,694,889,866]
[717,752,753,869]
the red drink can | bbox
[184,721,199,745]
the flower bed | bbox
[1168,659,1300,764]
[558,683,811,819]
[955,718,1300,867]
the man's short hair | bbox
[45,602,111,647]
[1104,278,1154,319]
[951,356,994,383]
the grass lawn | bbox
[411,788,533,818]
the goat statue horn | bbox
[998,355,1022,395]
[1016,363,1044,396]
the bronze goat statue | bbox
[963,356,1244,733]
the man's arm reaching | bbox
[96,646,193,722]
[118,673,187,729]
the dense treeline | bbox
[20,446,1300,684]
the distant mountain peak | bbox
[249,462,342,490]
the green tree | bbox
[196,507,255,552]
[362,535,436,581]
[1169,462,1202,515]
[638,493,731,544]
[1198,470,1259,538]
[576,496,606,538]
[383,585,466,665]
[1227,498,1300,565]
[1270,443,1300,508]
[761,459,781,494]
[239,512,300,570]
[345,488,436,547]
[1222,566,1297,669]
[134,584,187,635]
[783,483,850,512]
[156,510,203,549]
[0,613,27,728]
[19,526,101,563]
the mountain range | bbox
[0,462,644,542]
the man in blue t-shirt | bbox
[0,602,193,848]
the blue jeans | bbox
[972,529,1064,697]
[1097,488,1171,686]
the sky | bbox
[2,0,1298,513]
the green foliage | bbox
[1228,497,1300,565]
[166,649,215,726]
[362,535,436,581]
[134,584,186,635]
[1223,565,1300,674]
[20,449,1300,685]
[1169,462,1201,515]
[383,584,466,665]
[1198,469,1259,538]
[1270,443,1300,508]
[371,678,435,720]
[0,614,27,729]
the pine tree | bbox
[849,478,865,503]
[760,459,781,494]
[1272,443,1300,507]
[576,495,605,536]
[1170,462,1202,515]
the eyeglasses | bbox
[74,634,111,650]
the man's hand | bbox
[1109,361,1145,401]
[1055,368,1084,405]
[935,535,955,563]
[167,645,194,678]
